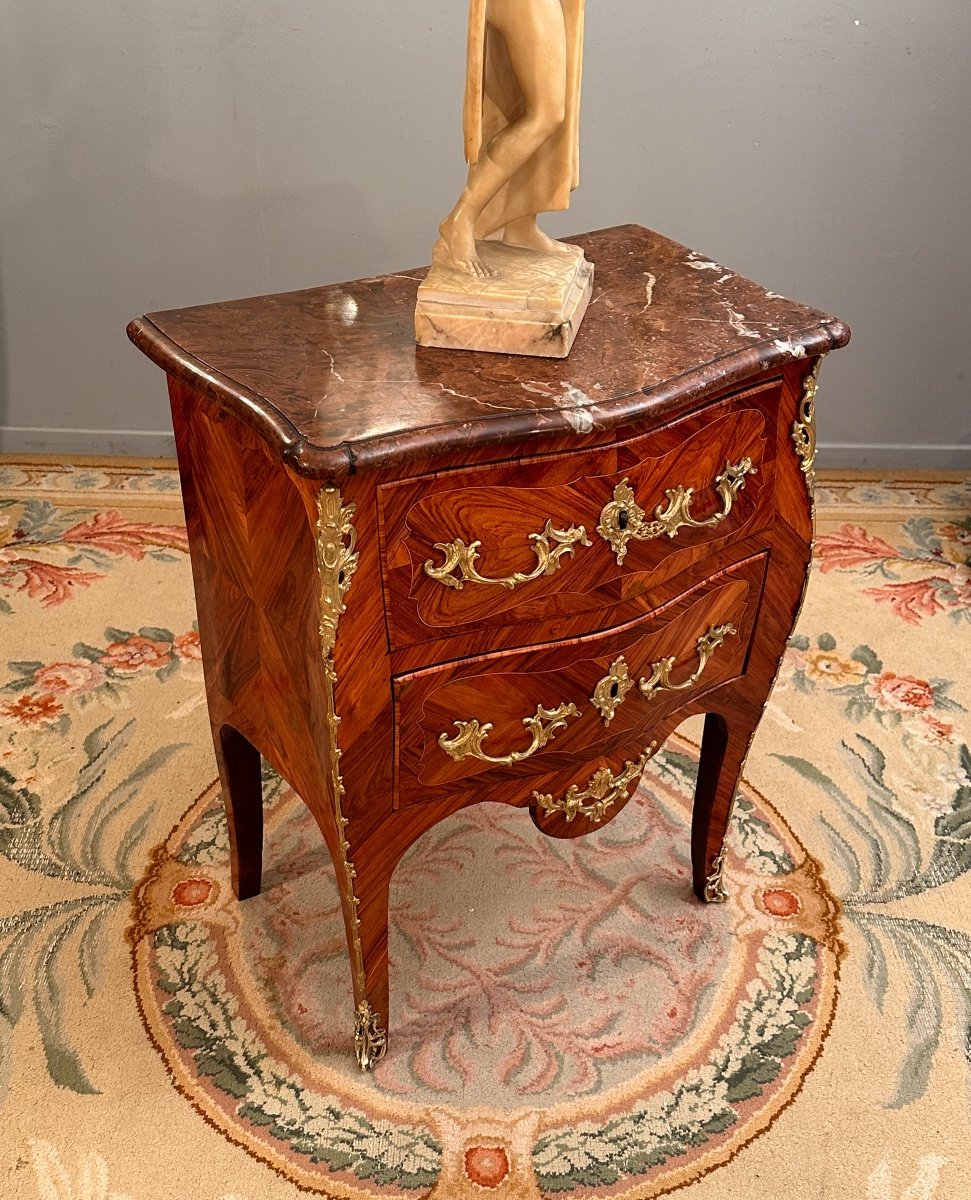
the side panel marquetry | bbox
[169,379,331,803]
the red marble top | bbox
[128,224,849,478]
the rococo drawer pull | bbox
[439,701,580,765]
[638,623,738,701]
[424,521,591,590]
[533,742,658,824]
[598,458,757,565]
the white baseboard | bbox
[1,427,968,472]
[817,442,971,470]
[0,426,176,458]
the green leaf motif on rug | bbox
[154,922,442,1189]
[532,934,818,1190]
[776,735,971,1109]
[0,720,184,1096]
[176,763,286,867]
[731,796,795,875]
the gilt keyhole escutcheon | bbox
[591,656,634,726]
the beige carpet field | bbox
[0,458,969,1199]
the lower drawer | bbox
[393,552,767,808]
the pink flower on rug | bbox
[912,715,955,746]
[816,524,898,573]
[173,630,202,661]
[0,558,103,606]
[1,693,63,726]
[864,579,946,625]
[865,672,935,713]
[59,510,189,559]
[761,888,802,918]
[950,566,971,606]
[464,1146,510,1189]
[101,635,172,671]
[171,879,214,907]
[33,660,106,697]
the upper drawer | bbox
[378,380,780,652]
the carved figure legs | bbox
[439,0,568,276]
[500,215,578,258]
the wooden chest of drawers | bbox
[128,224,849,1070]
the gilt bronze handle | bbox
[424,520,591,590]
[638,623,738,701]
[597,458,757,565]
[439,702,580,766]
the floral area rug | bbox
[0,459,969,1200]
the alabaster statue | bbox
[415,0,594,358]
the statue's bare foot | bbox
[438,206,494,278]
[502,219,580,258]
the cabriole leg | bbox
[691,709,758,903]
[214,724,263,901]
[338,840,394,1071]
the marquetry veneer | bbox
[128,224,849,1070]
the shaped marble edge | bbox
[127,225,851,482]
[127,316,353,479]
[130,313,848,481]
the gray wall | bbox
[1,1,968,466]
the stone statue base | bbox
[415,239,594,359]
